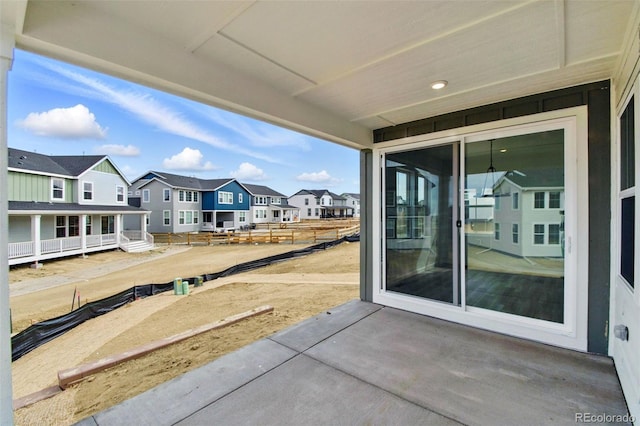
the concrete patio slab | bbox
[78,301,630,426]
[178,354,459,426]
[86,339,297,425]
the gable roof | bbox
[291,189,345,200]
[342,193,360,200]
[134,171,234,191]
[496,168,564,190]
[8,147,106,178]
[243,184,286,198]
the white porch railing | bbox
[8,241,35,258]
[41,236,82,254]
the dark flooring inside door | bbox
[388,269,564,323]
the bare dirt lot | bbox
[10,240,360,425]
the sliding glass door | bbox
[463,130,565,323]
[384,144,459,305]
[376,113,584,349]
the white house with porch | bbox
[8,148,152,266]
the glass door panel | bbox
[464,130,565,322]
[385,144,459,305]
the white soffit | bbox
[5,0,637,147]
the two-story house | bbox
[491,168,564,258]
[128,171,251,233]
[341,193,360,218]
[8,148,152,266]
[244,184,300,225]
[288,189,354,220]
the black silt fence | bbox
[11,235,359,361]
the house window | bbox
[101,216,115,234]
[534,192,545,209]
[186,211,193,224]
[239,212,246,222]
[163,210,171,226]
[179,211,185,225]
[163,189,171,202]
[494,223,500,240]
[512,223,519,244]
[219,191,233,204]
[55,216,66,238]
[305,198,309,205]
[239,193,243,203]
[186,191,193,202]
[533,224,545,245]
[142,189,150,203]
[256,209,267,219]
[85,216,92,235]
[193,192,199,203]
[116,185,125,202]
[52,178,64,200]
[68,216,80,237]
[179,190,185,202]
[494,193,501,210]
[273,210,280,219]
[548,224,561,245]
[307,208,311,216]
[316,198,320,205]
[321,198,325,205]
[83,182,93,201]
[620,94,635,288]
[512,192,519,210]
[549,192,561,208]
[315,208,319,216]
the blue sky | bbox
[7,50,360,197]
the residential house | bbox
[288,189,354,219]
[491,169,564,258]
[243,184,300,225]
[341,193,360,218]
[8,148,152,266]
[128,171,250,233]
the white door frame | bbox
[372,107,589,351]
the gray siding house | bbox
[8,148,152,265]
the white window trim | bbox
[142,189,150,203]
[163,188,171,202]
[219,191,233,204]
[51,178,64,200]
[163,210,171,226]
[116,185,125,203]
[83,181,94,201]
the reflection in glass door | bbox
[384,144,459,305]
[463,130,565,322]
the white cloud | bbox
[96,144,140,156]
[18,104,107,139]
[41,62,281,163]
[230,162,268,181]
[296,170,342,186]
[162,147,216,171]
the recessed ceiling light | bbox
[500,149,507,153]
[431,80,448,90]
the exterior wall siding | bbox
[92,159,119,174]
[79,169,129,206]
[8,172,56,202]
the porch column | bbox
[80,214,87,253]
[141,214,147,235]
[115,214,122,245]
[0,21,14,423]
[31,214,41,258]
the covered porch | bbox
[79,300,630,425]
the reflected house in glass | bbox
[491,168,564,258]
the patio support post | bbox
[141,213,147,236]
[0,21,14,424]
[80,214,87,254]
[31,214,41,258]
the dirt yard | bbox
[10,241,360,425]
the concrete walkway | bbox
[77,300,631,426]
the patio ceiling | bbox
[1,0,636,149]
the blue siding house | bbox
[129,171,251,233]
